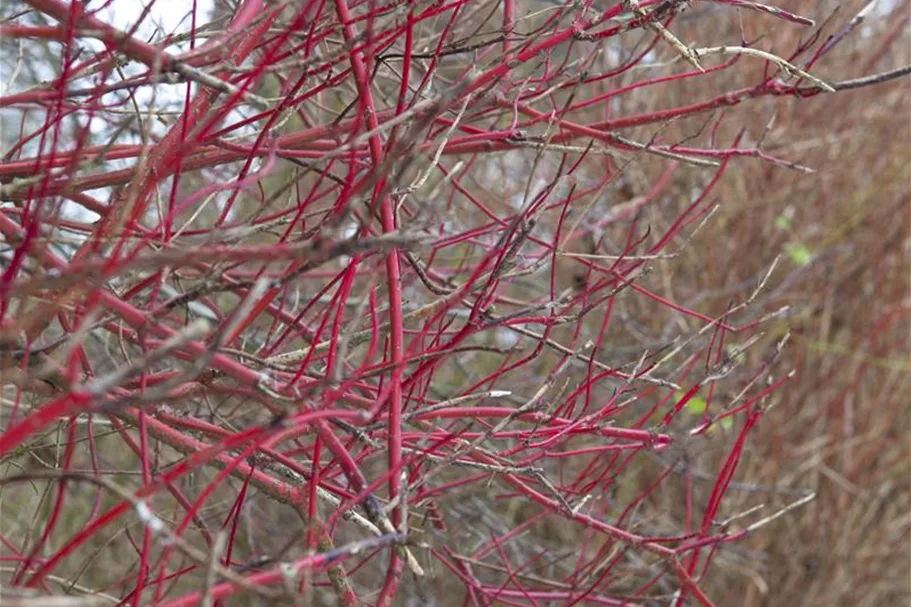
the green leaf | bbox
[775,214,792,231]
[725,344,746,365]
[675,391,733,433]
[784,242,813,266]
[676,391,706,416]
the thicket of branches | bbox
[0,0,908,606]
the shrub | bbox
[0,1,907,605]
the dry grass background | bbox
[671,6,911,605]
